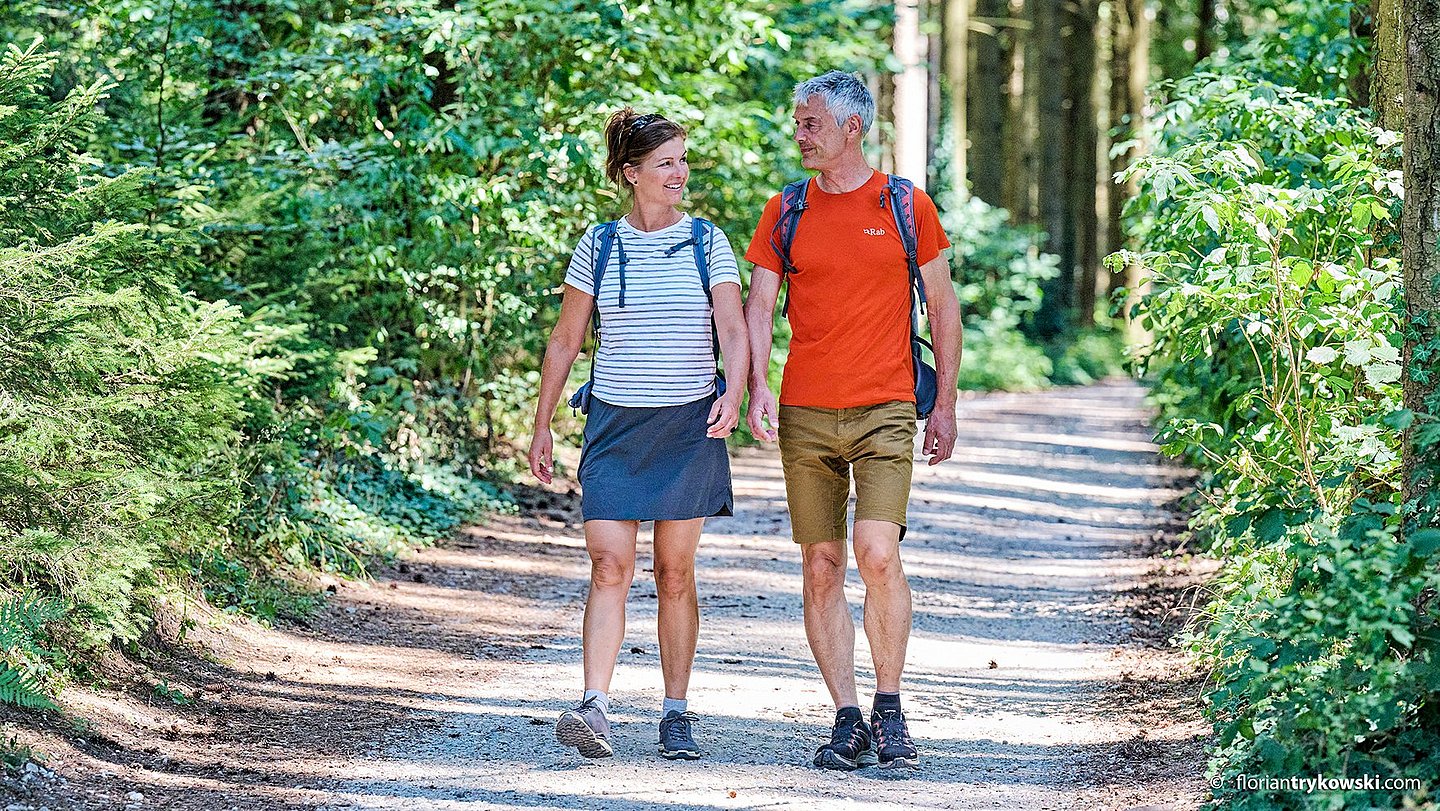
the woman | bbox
[528,107,749,761]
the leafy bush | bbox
[1123,59,1439,809]
[956,314,1054,392]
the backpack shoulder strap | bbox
[591,220,620,297]
[768,178,810,277]
[883,175,926,311]
[691,216,713,304]
[768,178,810,318]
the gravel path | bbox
[1,381,1208,811]
[321,380,1206,811]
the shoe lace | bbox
[873,709,912,748]
[662,711,698,741]
[830,714,865,749]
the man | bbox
[743,70,961,771]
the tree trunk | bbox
[1402,0,1440,532]
[1196,0,1215,63]
[876,69,896,174]
[1068,0,1100,327]
[931,0,946,190]
[1351,0,1374,110]
[202,0,260,127]
[944,0,970,196]
[1003,0,1036,222]
[970,0,1007,205]
[1376,0,1407,130]
[1109,0,1150,338]
[894,0,931,187]
[1033,0,1070,337]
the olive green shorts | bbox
[777,400,917,544]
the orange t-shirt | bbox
[745,171,950,409]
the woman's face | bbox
[625,136,688,206]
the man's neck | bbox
[814,157,874,194]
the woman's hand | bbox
[706,389,742,439]
[529,429,555,484]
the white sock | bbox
[662,696,688,716]
[583,689,609,714]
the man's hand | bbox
[921,403,957,465]
[707,389,743,438]
[528,429,555,484]
[747,386,780,442]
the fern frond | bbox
[0,664,56,710]
[0,597,63,653]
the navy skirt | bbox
[578,393,733,521]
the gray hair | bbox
[793,71,875,134]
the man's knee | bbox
[854,537,904,585]
[802,544,847,595]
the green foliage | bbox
[956,314,1054,392]
[0,595,64,710]
[1122,18,1440,806]
[0,38,252,651]
[1123,71,1404,541]
[1199,508,1440,808]
[937,193,1072,392]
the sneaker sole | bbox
[877,755,918,770]
[657,744,702,760]
[814,747,873,771]
[556,713,613,759]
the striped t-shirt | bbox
[564,214,741,408]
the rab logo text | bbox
[862,228,887,236]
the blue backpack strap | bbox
[691,217,726,394]
[691,216,713,303]
[767,178,811,318]
[581,220,621,401]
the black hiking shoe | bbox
[657,710,702,760]
[813,709,875,770]
[556,697,613,758]
[871,707,918,769]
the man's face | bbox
[793,97,855,171]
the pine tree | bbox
[0,38,248,654]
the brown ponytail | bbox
[603,106,686,191]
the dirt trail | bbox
[2,380,1211,811]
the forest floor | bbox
[2,380,1217,810]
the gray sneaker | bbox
[657,710,701,759]
[556,697,613,758]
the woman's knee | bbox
[653,564,695,602]
[590,551,635,589]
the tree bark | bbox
[1402,0,1440,531]
[1195,0,1215,63]
[894,0,931,186]
[1033,0,1070,337]
[1376,0,1407,130]
[970,0,1007,205]
[931,0,946,190]
[1003,0,1036,222]
[945,0,970,196]
[1351,1,1374,110]
[1068,0,1100,327]
[1108,0,1150,337]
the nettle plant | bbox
[1120,73,1404,543]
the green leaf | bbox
[1408,529,1440,559]
[1351,200,1373,230]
